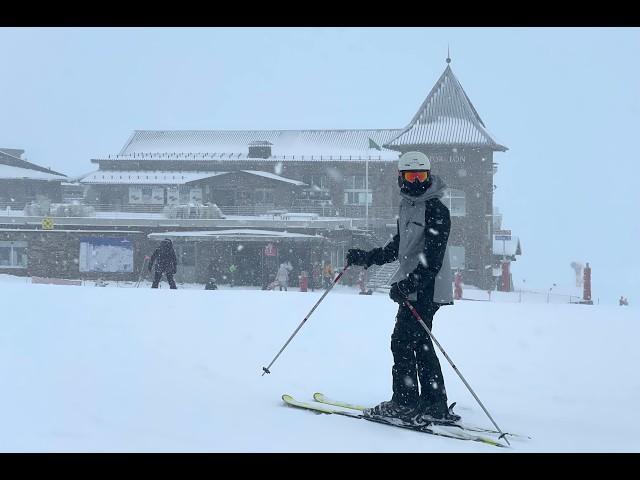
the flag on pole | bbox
[368,138,382,151]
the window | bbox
[254,189,274,204]
[448,245,465,270]
[344,191,372,205]
[344,175,365,189]
[177,244,195,267]
[0,241,28,268]
[303,175,328,190]
[343,175,372,205]
[442,189,466,216]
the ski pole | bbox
[403,299,511,446]
[136,256,150,288]
[262,265,349,376]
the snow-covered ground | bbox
[0,277,638,452]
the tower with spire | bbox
[384,55,508,289]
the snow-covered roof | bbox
[385,65,507,151]
[149,229,323,242]
[240,170,306,186]
[80,170,227,185]
[0,164,67,181]
[112,129,401,161]
[0,149,67,177]
[493,236,522,256]
[0,229,144,233]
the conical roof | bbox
[385,65,507,151]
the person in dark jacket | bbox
[148,238,178,289]
[345,151,457,426]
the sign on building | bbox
[41,217,54,230]
[151,187,164,204]
[129,186,142,204]
[189,188,203,203]
[166,187,179,205]
[79,237,134,273]
[129,186,165,205]
[494,229,512,241]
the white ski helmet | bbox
[398,151,431,171]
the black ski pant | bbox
[390,303,448,412]
[151,271,177,289]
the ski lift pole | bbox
[403,299,511,446]
[262,265,349,376]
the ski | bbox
[312,392,530,440]
[282,394,507,448]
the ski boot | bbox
[363,400,415,422]
[405,402,462,428]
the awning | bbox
[148,229,325,243]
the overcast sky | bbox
[1,27,638,303]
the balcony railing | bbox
[0,202,399,220]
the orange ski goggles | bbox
[400,170,430,183]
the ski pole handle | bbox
[261,265,349,376]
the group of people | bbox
[147,151,461,427]
[146,239,337,294]
[619,296,630,306]
[263,260,336,292]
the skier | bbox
[148,238,178,289]
[345,151,458,426]
[275,261,293,291]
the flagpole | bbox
[365,155,369,230]
[366,138,382,232]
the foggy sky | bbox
[0,27,638,304]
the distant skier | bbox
[148,238,178,289]
[345,151,457,426]
[275,261,293,291]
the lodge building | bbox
[79,61,509,288]
[1,60,519,290]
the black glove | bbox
[345,249,372,268]
[389,276,418,304]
